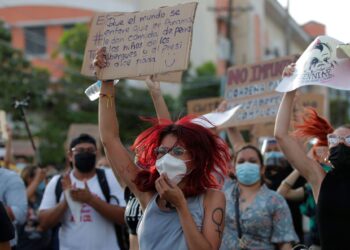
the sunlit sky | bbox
[277,0,350,43]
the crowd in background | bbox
[0,57,349,250]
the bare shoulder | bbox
[204,188,225,207]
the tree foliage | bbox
[178,61,221,115]
[0,20,50,116]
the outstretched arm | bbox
[145,76,171,121]
[274,65,325,201]
[96,48,152,209]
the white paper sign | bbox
[192,105,241,129]
[277,36,350,92]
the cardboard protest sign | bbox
[192,105,241,129]
[81,2,198,82]
[277,36,350,92]
[224,55,298,127]
[0,111,8,143]
[337,44,350,59]
[187,97,223,115]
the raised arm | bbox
[145,76,171,121]
[226,127,245,153]
[96,48,152,209]
[277,169,305,202]
[274,65,325,201]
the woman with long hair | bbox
[95,48,230,250]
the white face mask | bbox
[155,154,188,184]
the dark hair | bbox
[235,144,264,166]
[69,133,96,150]
[132,115,230,197]
[21,165,38,186]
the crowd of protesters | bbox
[1,50,349,250]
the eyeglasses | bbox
[71,147,96,154]
[154,145,187,158]
[327,134,350,147]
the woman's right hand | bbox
[93,47,107,70]
[282,63,296,78]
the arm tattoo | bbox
[212,207,224,238]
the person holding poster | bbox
[95,48,231,250]
[275,64,350,249]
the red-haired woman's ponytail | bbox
[293,107,334,146]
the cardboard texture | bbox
[225,55,298,127]
[337,44,350,59]
[0,110,8,143]
[277,36,350,92]
[81,2,198,83]
[187,97,224,115]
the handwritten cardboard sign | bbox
[224,55,298,126]
[81,2,198,82]
[187,97,223,115]
[277,36,350,92]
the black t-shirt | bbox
[124,187,142,235]
[317,169,350,250]
[0,201,15,242]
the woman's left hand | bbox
[155,174,186,209]
[145,75,161,96]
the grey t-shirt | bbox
[137,194,204,250]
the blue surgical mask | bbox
[236,162,261,185]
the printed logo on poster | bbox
[277,36,350,92]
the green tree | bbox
[330,98,350,127]
[177,61,221,114]
[0,20,50,115]
[0,18,50,163]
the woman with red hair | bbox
[95,48,230,250]
[275,64,350,249]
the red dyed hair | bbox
[293,107,334,147]
[131,115,230,197]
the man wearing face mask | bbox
[38,134,126,250]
